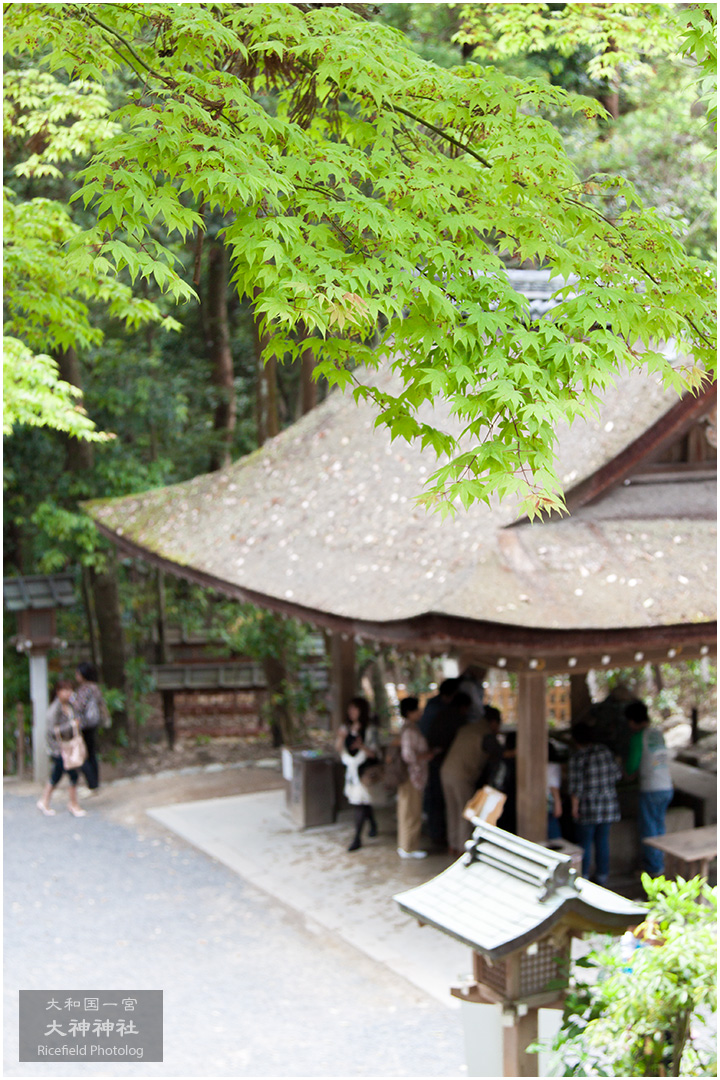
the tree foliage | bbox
[568,96,716,261]
[541,875,717,1077]
[455,3,717,134]
[454,3,682,83]
[4,3,716,519]
[2,335,105,440]
[3,66,179,441]
[3,69,120,179]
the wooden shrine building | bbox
[85,271,717,843]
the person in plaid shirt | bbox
[568,721,622,886]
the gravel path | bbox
[4,785,465,1077]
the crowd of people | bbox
[335,676,674,883]
[36,662,109,818]
[335,671,504,859]
[38,661,674,885]
[569,699,674,883]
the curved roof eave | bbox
[94,520,715,672]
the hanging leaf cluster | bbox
[3,63,181,441]
[5,3,716,517]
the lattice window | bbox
[520,939,566,997]
[475,956,507,996]
[18,609,55,644]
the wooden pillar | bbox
[503,1006,540,1077]
[330,632,356,731]
[156,569,170,664]
[569,672,592,721]
[14,702,25,779]
[162,690,176,750]
[516,673,547,844]
[29,651,49,783]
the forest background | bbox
[3,2,717,759]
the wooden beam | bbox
[516,674,547,844]
[563,382,717,513]
[330,632,356,731]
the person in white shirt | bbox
[625,701,674,876]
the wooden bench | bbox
[669,761,717,827]
[644,824,717,880]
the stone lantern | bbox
[395,822,644,1077]
[3,573,77,780]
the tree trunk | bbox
[296,321,317,417]
[252,292,279,445]
[670,1009,691,1077]
[55,347,94,471]
[652,663,670,717]
[300,348,317,415]
[55,348,120,709]
[570,673,592,722]
[81,564,100,671]
[139,280,160,461]
[597,40,620,139]
[369,654,389,726]
[329,633,356,731]
[156,568,170,665]
[262,654,293,747]
[206,241,236,470]
[597,89,619,122]
[162,690,176,751]
[90,555,127,733]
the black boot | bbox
[349,805,368,850]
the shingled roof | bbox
[394,822,644,960]
[3,573,77,612]
[85,273,716,670]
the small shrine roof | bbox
[3,573,77,612]
[394,823,644,960]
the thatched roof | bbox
[86,275,716,671]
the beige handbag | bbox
[57,721,87,772]
[463,785,506,826]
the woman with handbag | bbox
[36,679,88,818]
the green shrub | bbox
[538,875,717,1076]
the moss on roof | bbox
[86,361,716,637]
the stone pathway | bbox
[4,775,466,1077]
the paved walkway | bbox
[147,788,469,1006]
[4,769,468,1078]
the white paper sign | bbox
[281,747,293,781]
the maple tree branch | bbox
[82,9,171,86]
[389,103,492,169]
[192,201,206,288]
[76,7,716,361]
